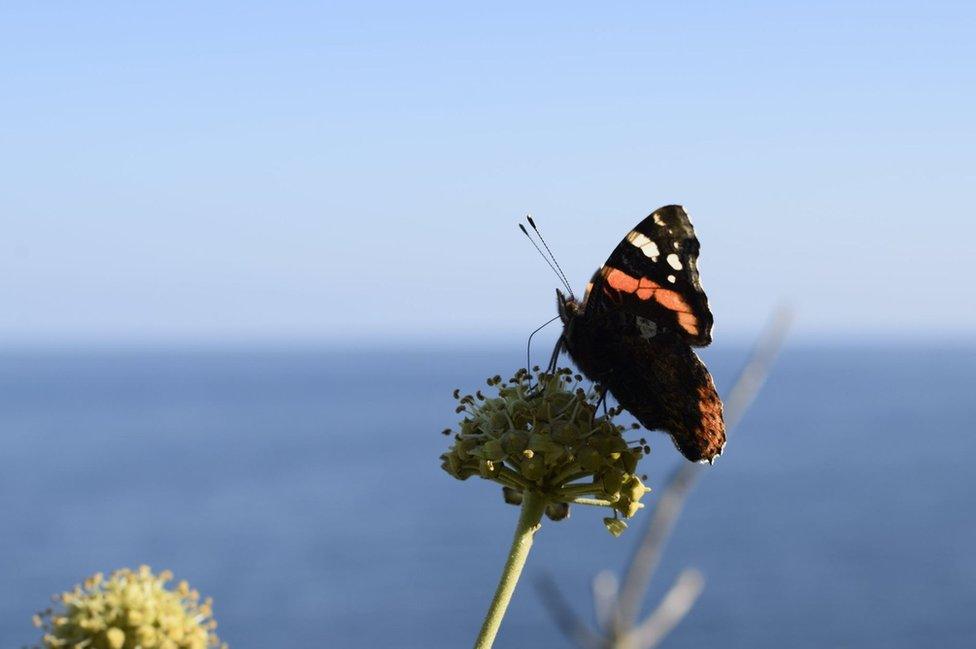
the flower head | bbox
[441,367,651,533]
[32,565,225,649]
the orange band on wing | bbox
[654,288,687,312]
[678,312,700,336]
[601,266,701,336]
[605,268,640,293]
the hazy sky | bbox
[1,2,973,345]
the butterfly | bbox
[525,205,725,463]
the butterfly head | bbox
[556,289,580,325]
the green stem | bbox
[473,490,548,649]
[495,465,531,490]
[571,497,615,507]
[552,481,601,500]
[548,463,585,488]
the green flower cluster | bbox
[440,367,651,535]
[32,566,225,649]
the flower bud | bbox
[603,518,628,537]
[502,487,523,505]
[545,502,570,521]
[106,628,126,649]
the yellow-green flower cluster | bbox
[32,566,225,649]
[441,367,651,534]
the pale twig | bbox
[620,569,705,649]
[534,574,606,649]
[722,306,794,432]
[592,570,619,632]
[610,464,698,635]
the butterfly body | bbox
[554,205,725,463]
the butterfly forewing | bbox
[585,205,713,346]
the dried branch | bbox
[621,569,705,649]
[722,306,793,432]
[534,574,606,649]
[592,570,619,632]
[611,463,699,635]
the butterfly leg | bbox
[544,336,564,375]
[592,384,609,421]
[527,337,565,400]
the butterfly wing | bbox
[565,205,725,462]
[563,302,726,463]
[581,205,713,346]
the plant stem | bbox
[571,497,614,507]
[473,489,548,649]
[553,481,601,500]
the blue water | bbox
[1,345,974,648]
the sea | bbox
[1,343,974,648]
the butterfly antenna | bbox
[526,215,575,299]
[526,315,561,373]
[519,222,574,295]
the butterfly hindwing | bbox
[582,205,713,346]
[570,311,725,462]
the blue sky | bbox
[1,2,973,345]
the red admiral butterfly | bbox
[523,205,725,463]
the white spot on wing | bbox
[667,274,676,283]
[666,254,683,270]
[627,231,659,260]
[653,213,665,226]
[642,242,660,260]
[627,231,651,247]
